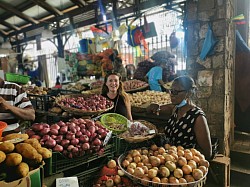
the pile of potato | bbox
[119,144,209,185]
[24,86,48,95]
[0,133,52,182]
[128,90,171,107]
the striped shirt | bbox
[0,81,33,131]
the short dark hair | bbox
[173,75,197,91]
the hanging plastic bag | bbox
[200,24,218,60]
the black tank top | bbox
[102,94,128,119]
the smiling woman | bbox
[101,72,133,120]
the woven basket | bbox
[125,84,149,93]
[100,113,128,134]
[118,120,158,143]
[117,152,207,187]
[55,94,113,116]
[131,102,150,113]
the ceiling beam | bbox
[0,1,36,21]
[0,1,39,24]
[30,0,63,16]
[0,20,20,31]
[70,0,86,7]
[10,0,178,41]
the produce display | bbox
[23,85,49,95]
[81,87,102,95]
[118,144,209,186]
[56,94,113,113]
[123,79,148,92]
[128,90,171,107]
[93,159,140,187]
[0,133,51,182]
[89,80,104,89]
[62,82,86,92]
[25,118,109,158]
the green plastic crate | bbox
[5,73,30,84]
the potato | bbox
[16,162,29,178]
[5,153,22,166]
[15,143,41,160]
[34,153,43,163]
[0,142,15,153]
[3,133,29,141]
[37,147,52,159]
[0,150,6,164]
[24,138,41,150]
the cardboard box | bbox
[0,166,42,187]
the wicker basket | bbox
[100,113,128,134]
[125,84,149,93]
[117,152,207,187]
[118,120,158,143]
[55,94,113,117]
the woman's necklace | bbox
[107,92,119,112]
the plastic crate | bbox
[50,142,115,174]
[71,157,109,187]
[28,94,52,112]
[5,73,30,84]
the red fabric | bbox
[100,166,118,176]
[54,85,62,89]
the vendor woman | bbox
[0,77,35,136]
[148,75,212,159]
[101,72,133,121]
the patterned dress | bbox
[164,106,206,148]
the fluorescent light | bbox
[1,41,12,49]
[41,29,53,39]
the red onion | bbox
[40,128,50,135]
[50,129,59,135]
[45,139,56,148]
[82,143,90,150]
[71,138,79,146]
[53,144,63,152]
[59,126,68,134]
[31,123,44,132]
[79,135,89,143]
[31,135,41,140]
[93,138,102,146]
[50,124,60,130]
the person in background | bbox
[113,57,127,81]
[54,76,62,89]
[0,77,35,136]
[144,59,167,92]
[31,76,42,87]
[101,72,132,120]
[147,75,212,159]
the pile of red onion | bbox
[26,118,109,158]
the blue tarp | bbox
[236,30,250,52]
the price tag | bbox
[103,131,112,146]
